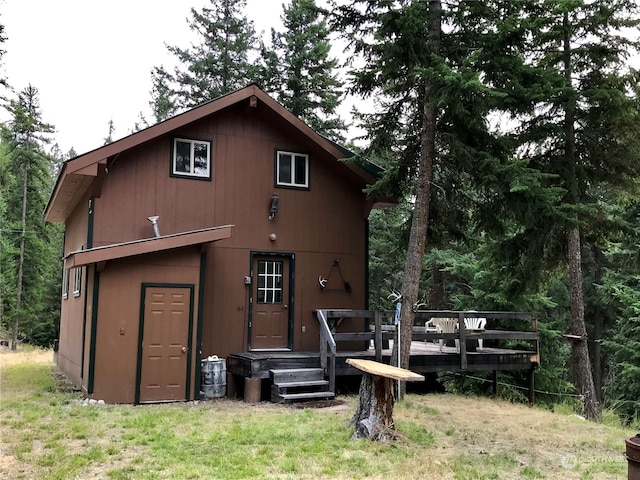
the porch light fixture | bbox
[268,193,279,221]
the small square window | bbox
[62,269,69,299]
[172,138,212,180]
[276,150,308,188]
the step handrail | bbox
[316,309,337,393]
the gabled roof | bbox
[45,84,380,222]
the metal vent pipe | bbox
[147,216,161,238]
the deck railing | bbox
[316,309,539,390]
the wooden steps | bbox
[270,368,335,403]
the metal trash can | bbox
[201,355,226,399]
[625,435,640,480]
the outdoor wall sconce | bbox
[268,193,279,221]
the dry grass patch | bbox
[400,393,633,479]
[0,345,53,368]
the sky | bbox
[2,1,637,158]
[0,0,298,155]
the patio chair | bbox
[460,314,487,350]
[431,317,459,352]
[424,319,438,344]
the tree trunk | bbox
[11,162,28,351]
[392,0,442,401]
[562,12,600,421]
[428,262,446,309]
[567,228,600,420]
[592,245,604,403]
[350,373,396,441]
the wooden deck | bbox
[227,309,540,403]
[227,339,538,379]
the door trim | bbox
[247,251,295,351]
[135,283,195,404]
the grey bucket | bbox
[201,357,226,399]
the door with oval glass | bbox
[250,254,292,350]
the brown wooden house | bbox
[45,84,385,404]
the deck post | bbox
[245,377,261,403]
[528,368,535,406]
[492,370,498,397]
[329,352,336,394]
[458,312,467,370]
[374,311,382,362]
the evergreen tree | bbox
[150,0,258,122]
[103,119,115,145]
[493,0,640,421]
[332,0,443,391]
[1,85,62,348]
[332,1,543,396]
[259,0,346,141]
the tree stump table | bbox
[346,358,425,442]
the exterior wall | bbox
[57,191,91,386]
[71,100,370,387]
[88,248,201,404]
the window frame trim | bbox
[170,136,213,181]
[62,268,70,300]
[73,266,82,297]
[274,149,310,189]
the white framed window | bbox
[257,260,283,304]
[62,269,70,299]
[73,267,82,297]
[172,138,212,180]
[276,151,309,188]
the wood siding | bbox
[90,102,368,361]
[90,249,200,404]
[57,190,91,386]
[56,94,372,402]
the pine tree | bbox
[259,0,346,141]
[150,0,258,122]
[332,1,539,396]
[500,0,639,421]
[103,119,115,145]
[1,85,61,349]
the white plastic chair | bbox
[462,315,487,350]
[431,318,459,352]
[424,319,437,344]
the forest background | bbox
[2,0,640,424]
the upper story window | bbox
[172,138,212,180]
[276,151,309,188]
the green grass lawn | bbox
[0,353,636,479]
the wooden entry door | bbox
[250,255,291,350]
[138,286,193,403]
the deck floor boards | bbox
[228,341,538,379]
